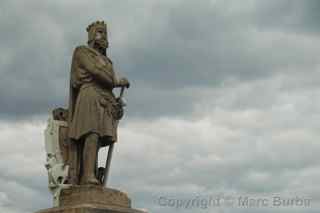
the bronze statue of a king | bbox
[68,20,130,186]
[39,21,148,213]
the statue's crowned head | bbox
[87,20,108,49]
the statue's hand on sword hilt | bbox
[115,83,129,120]
[116,77,130,89]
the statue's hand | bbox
[116,77,130,88]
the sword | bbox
[102,142,114,186]
[118,86,126,107]
[103,86,126,187]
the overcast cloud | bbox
[1,0,320,213]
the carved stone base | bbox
[60,185,131,208]
[35,186,147,213]
[35,204,146,213]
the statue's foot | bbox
[87,177,100,185]
[81,176,100,185]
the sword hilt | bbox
[120,86,125,97]
[117,86,127,107]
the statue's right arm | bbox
[75,46,115,88]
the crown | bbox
[86,21,107,32]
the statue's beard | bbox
[96,39,107,48]
[94,40,108,55]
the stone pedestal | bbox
[35,186,147,213]
[35,204,146,213]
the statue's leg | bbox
[81,133,99,185]
[68,139,80,185]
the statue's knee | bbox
[86,132,99,143]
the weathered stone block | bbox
[59,186,130,208]
[35,186,147,213]
[35,204,146,213]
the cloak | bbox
[67,45,118,145]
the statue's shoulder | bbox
[73,45,98,57]
[106,56,113,64]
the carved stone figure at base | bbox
[44,109,70,206]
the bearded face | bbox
[94,27,108,49]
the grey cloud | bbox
[252,0,320,35]
[1,1,320,213]
[112,0,320,118]
[2,0,320,120]
[1,70,320,213]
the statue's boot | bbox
[81,133,100,185]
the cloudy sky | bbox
[1,0,320,212]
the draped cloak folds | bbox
[68,45,118,146]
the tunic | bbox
[68,45,118,145]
